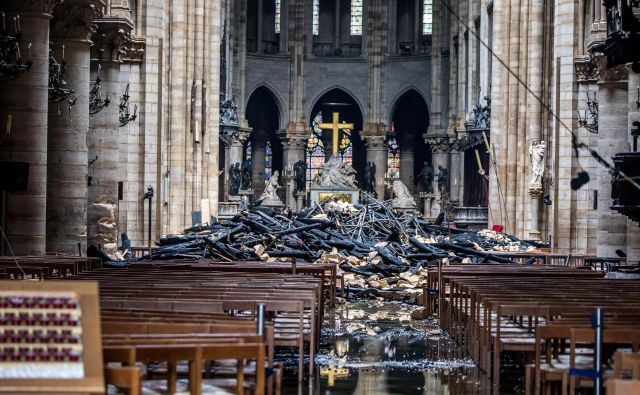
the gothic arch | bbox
[308,85,365,125]
[246,83,288,128]
[387,86,430,128]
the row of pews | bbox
[0,255,327,395]
[427,264,640,394]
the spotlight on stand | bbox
[543,194,552,206]
[570,171,590,190]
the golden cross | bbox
[318,112,354,155]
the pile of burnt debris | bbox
[138,196,540,299]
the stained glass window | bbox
[423,0,433,35]
[387,122,400,178]
[275,0,281,34]
[244,140,273,186]
[307,112,325,187]
[351,0,363,36]
[338,125,353,166]
[312,0,320,35]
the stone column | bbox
[221,126,250,198]
[333,0,340,53]
[398,134,416,193]
[424,135,454,216]
[449,146,461,206]
[597,64,629,257]
[364,135,387,199]
[87,18,132,254]
[280,132,307,210]
[0,1,58,255]
[626,66,640,262]
[257,0,263,53]
[46,1,102,254]
[251,130,270,198]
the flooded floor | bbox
[281,301,519,394]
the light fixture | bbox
[48,43,73,103]
[577,91,598,134]
[118,83,137,127]
[89,64,110,115]
[0,12,32,81]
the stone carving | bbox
[51,1,103,40]
[241,159,252,190]
[313,154,358,190]
[220,127,249,147]
[92,20,133,62]
[364,161,376,195]
[417,162,435,194]
[424,135,457,153]
[574,55,599,82]
[258,171,284,207]
[229,162,241,195]
[220,96,239,126]
[390,179,417,209]
[437,165,448,193]
[470,92,491,129]
[363,135,386,150]
[528,140,546,195]
[123,36,145,63]
[293,160,306,194]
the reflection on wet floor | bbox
[281,301,511,395]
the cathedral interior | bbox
[1,0,640,394]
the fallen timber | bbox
[128,196,537,299]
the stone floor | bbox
[281,301,522,394]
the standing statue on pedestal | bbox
[241,159,252,190]
[417,162,435,194]
[293,160,306,194]
[528,140,545,195]
[364,162,376,195]
[229,163,241,195]
[389,179,418,209]
[437,165,449,193]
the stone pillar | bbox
[449,146,461,206]
[46,1,102,254]
[0,1,58,255]
[251,130,270,198]
[364,136,387,199]
[257,0,263,53]
[333,0,340,53]
[626,66,640,262]
[279,132,307,210]
[220,125,250,198]
[88,19,132,254]
[597,64,629,257]
[424,135,455,216]
[398,134,415,193]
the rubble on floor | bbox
[133,196,539,300]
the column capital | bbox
[277,130,308,151]
[220,125,250,147]
[363,135,386,150]
[424,134,457,153]
[596,55,629,83]
[51,0,105,41]
[122,36,145,63]
[574,55,599,83]
[4,0,62,14]
[91,17,134,62]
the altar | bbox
[308,112,360,206]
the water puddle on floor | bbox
[282,301,504,394]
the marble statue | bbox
[364,161,376,195]
[241,159,252,190]
[390,179,417,209]
[258,171,285,206]
[417,162,435,194]
[293,160,306,194]
[529,140,545,194]
[313,154,358,190]
[437,165,448,193]
[229,163,241,195]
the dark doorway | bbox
[390,89,430,192]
